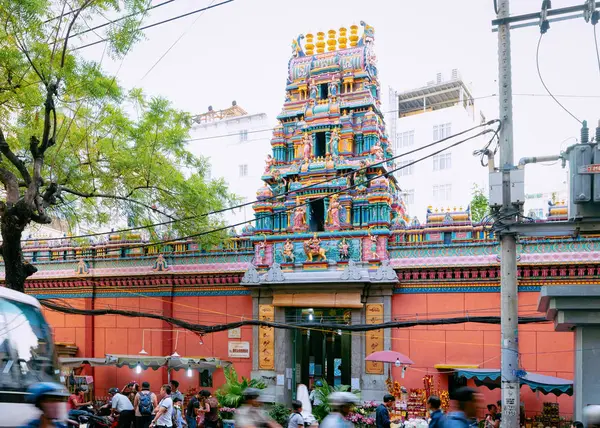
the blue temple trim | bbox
[31,290,252,299]
[394,285,541,293]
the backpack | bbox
[138,392,153,416]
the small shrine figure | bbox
[326,194,341,230]
[369,233,379,260]
[338,238,350,260]
[282,239,295,263]
[152,254,169,272]
[284,92,291,102]
[303,233,327,262]
[270,169,287,197]
[257,239,267,265]
[75,259,89,275]
[353,161,368,192]
[370,141,384,161]
[292,199,307,231]
[329,81,338,98]
[302,133,313,161]
[309,84,318,100]
[264,154,276,173]
[328,128,340,157]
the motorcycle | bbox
[68,409,113,428]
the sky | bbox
[77,0,600,198]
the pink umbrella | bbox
[366,350,414,366]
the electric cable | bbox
[71,0,235,52]
[594,25,600,77]
[51,125,499,253]
[535,33,583,124]
[24,121,497,242]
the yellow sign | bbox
[365,303,384,374]
[259,305,275,370]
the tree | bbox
[470,184,489,223]
[0,1,235,292]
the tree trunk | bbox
[1,203,37,292]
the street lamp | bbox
[136,362,142,374]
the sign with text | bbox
[228,341,250,359]
[579,164,600,174]
[365,303,384,374]
[228,328,241,339]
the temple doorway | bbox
[289,308,352,395]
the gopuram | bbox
[7,23,583,416]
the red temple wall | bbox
[43,295,253,398]
[390,292,574,418]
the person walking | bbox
[185,391,201,428]
[427,396,445,428]
[235,388,281,428]
[173,397,187,428]
[444,388,481,428]
[319,392,357,428]
[288,400,305,428]
[135,382,158,428]
[170,381,185,403]
[21,382,70,428]
[376,395,396,428]
[200,390,219,428]
[150,384,175,428]
[109,387,136,428]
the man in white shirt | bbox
[109,387,135,428]
[151,384,174,428]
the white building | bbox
[388,71,488,222]
[188,102,271,228]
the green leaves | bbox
[215,366,267,408]
[470,184,489,223]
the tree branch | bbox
[0,166,20,205]
[60,0,96,69]
[60,186,177,219]
[0,128,31,185]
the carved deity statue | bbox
[371,141,384,161]
[283,239,295,263]
[302,133,313,161]
[264,154,276,173]
[329,129,340,157]
[353,161,368,192]
[303,233,327,262]
[270,169,287,197]
[257,239,267,265]
[338,238,350,260]
[292,200,307,231]
[329,81,338,98]
[326,194,341,229]
[369,234,378,260]
[309,85,318,100]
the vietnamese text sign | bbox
[228,341,250,359]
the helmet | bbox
[26,382,69,405]
[108,387,119,395]
[328,392,358,407]
[584,405,600,426]
[315,380,323,388]
[242,388,261,400]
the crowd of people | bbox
[20,379,600,428]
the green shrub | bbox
[215,366,267,408]
[269,403,291,426]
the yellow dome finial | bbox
[305,33,314,56]
[327,29,337,51]
[316,32,325,53]
[338,27,347,49]
[349,24,359,47]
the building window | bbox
[397,160,414,176]
[433,153,452,171]
[433,123,452,141]
[239,129,248,142]
[239,164,248,177]
[395,130,414,151]
[433,184,452,201]
[403,189,415,205]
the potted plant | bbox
[215,366,267,428]
[312,380,354,422]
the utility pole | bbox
[497,0,520,427]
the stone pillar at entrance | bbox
[538,286,600,421]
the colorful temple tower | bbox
[243,22,407,403]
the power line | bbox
[25,121,496,242]
[535,33,583,124]
[70,125,499,253]
[594,25,600,77]
[71,0,235,52]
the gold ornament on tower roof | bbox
[338,27,348,49]
[305,33,314,56]
[316,32,325,53]
[327,29,337,51]
[349,24,359,47]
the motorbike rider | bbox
[319,392,358,428]
[21,382,71,428]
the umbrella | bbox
[366,351,414,366]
